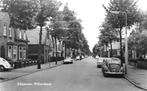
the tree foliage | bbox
[99,22,118,46]
[2,0,39,29]
[35,0,62,27]
[128,30,147,57]
[103,0,142,59]
[104,0,142,29]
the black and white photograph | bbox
[0,0,147,91]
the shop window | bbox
[3,24,7,36]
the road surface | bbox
[0,57,143,91]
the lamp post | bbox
[110,11,128,74]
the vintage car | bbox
[96,57,104,68]
[101,58,125,77]
[63,57,74,64]
[0,57,13,71]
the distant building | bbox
[26,27,53,63]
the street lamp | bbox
[110,11,128,74]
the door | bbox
[1,46,5,58]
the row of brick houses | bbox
[0,12,65,64]
[0,12,28,62]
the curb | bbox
[0,62,63,83]
[125,76,147,91]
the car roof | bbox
[104,58,121,64]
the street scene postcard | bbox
[0,0,147,91]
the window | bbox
[23,32,26,40]
[19,46,26,60]
[23,47,26,59]
[8,45,12,58]
[13,46,17,60]
[9,28,12,37]
[19,30,22,39]
[3,24,7,36]
[19,47,23,59]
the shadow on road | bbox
[104,74,124,78]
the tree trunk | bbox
[105,44,108,57]
[55,37,58,64]
[64,44,67,58]
[51,36,55,57]
[119,27,123,63]
[110,40,112,57]
[38,26,43,69]
[144,47,146,58]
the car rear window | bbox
[110,58,120,64]
[98,58,103,62]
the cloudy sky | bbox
[58,0,147,51]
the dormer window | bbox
[3,24,7,36]
[9,28,12,37]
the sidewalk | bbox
[125,65,147,90]
[0,61,63,83]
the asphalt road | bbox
[0,57,143,91]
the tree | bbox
[35,0,61,69]
[128,29,147,58]
[92,44,99,56]
[103,0,142,61]
[99,21,118,57]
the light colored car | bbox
[76,56,81,61]
[101,58,125,77]
[0,57,13,71]
[95,56,99,59]
[97,57,104,68]
[63,57,73,64]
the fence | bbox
[129,59,147,69]
[9,57,65,69]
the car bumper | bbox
[105,71,123,75]
[63,61,73,63]
[5,67,13,70]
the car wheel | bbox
[102,70,107,77]
[0,65,5,72]
[97,65,101,68]
[97,65,99,68]
[103,72,107,77]
[121,74,125,78]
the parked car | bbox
[76,56,81,61]
[97,57,104,68]
[95,56,99,59]
[101,58,125,77]
[63,57,74,64]
[0,57,13,71]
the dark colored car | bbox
[101,58,125,77]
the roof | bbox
[0,12,10,22]
[26,27,47,44]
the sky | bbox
[58,0,147,51]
